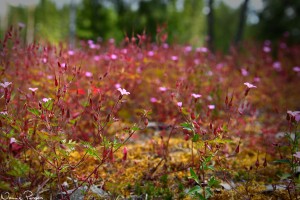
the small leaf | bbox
[208,176,220,187]
[181,122,193,131]
[82,141,101,160]
[188,185,201,194]
[280,173,291,180]
[192,134,199,142]
[205,156,212,162]
[43,170,56,179]
[205,187,213,198]
[43,99,54,111]
[0,181,10,191]
[28,108,41,116]
[189,168,200,184]
[7,159,29,177]
[131,126,140,131]
[273,159,291,164]
[222,124,228,132]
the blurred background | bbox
[0,0,299,51]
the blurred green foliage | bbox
[1,0,299,50]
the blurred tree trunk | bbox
[234,0,250,45]
[27,6,35,45]
[69,0,76,48]
[207,0,214,52]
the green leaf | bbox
[43,170,57,178]
[279,173,291,180]
[192,134,199,142]
[69,119,77,125]
[205,156,212,162]
[27,108,41,116]
[208,176,220,187]
[0,181,10,191]
[181,122,193,131]
[181,108,190,116]
[43,99,54,111]
[188,185,201,194]
[200,162,208,170]
[205,187,213,198]
[7,159,29,177]
[21,182,31,188]
[0,112,9,119]
[113,143,122,150]
[81,101,90,107]
[273,159,291,164]
[189,168,200,184]
[222,124,228,132]
[131,125,140,131]
[82,142,101,160]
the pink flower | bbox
[94,55,100,61]
[117,88,130,96]
[60,63,66,69]
[254,77,260,82]
[159,87,167,92]
[85,71,93,77]
[68,50,74,56]
[273,61,281,70]
[241,68,248,76]
[191,93,202,99]
[89,43,96,49]
[18,22,25,28]
[177,102,182,107]
[147,51,154,57]
[196,47,208,53]
[287,110,300,122]
[263,46,271,53]
[293,152,300,159]
[244,82,257,89]
[0,111,8,115]
[121,49,128,54]
[0,82,12,88]
[293,66,300,72]
[208,105,215,110]
[109,38,115,44]
[184,46,192,53]
[150,97,157,103]
[110,54,117,60]
[10,137,17,144]
[194,59,200,65]
[29,88,38,92]
[42,98,52,102]
[171,56,178,61]
[115,83,121,89]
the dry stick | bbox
[147,117,180,179]
[23,139,56,168]
[94,95,122,145]
[192,141,194,166]
[57,167,71,200]
[165,120,178,157]
[68,151,88,170]
[68,129,137,197]
[146,158,165,180]
[152,164,193,180]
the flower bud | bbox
[123,147,128,161]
